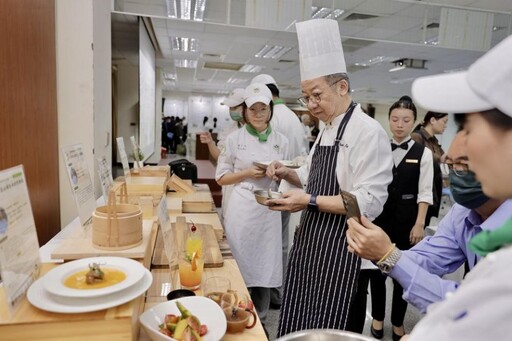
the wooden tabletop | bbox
[139,260,268,341]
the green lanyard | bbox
[469,218,512,256]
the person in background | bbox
[216,83,289,331]
[265,19,393,337]
[200,88,245,162]
[369,34,512,341]
[251,73,306,310]
[200,88,245,221]
[347,96,433,340]
[347,130,510,338]
[300,113,313,154]
[411,111,448,225]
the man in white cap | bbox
[266,19,393,336]
[385,34,512,341]
[251,73,306,310]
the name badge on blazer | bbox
[405,159,419,163]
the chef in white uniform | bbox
[215,83,289,326]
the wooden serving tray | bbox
[51,220,157,264]
[152,221,223,268]
[0,264,144,341]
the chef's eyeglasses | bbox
[297,79,343,107]
[443,161,469,176]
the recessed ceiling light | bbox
[170,37,198,52]
[255,45,291,59]
[311,7,344,19]
[165,0,207,21]
[174,59,198,68]
[354,55,397,67]
[240,64,263,73]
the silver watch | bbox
[377,247,402,274]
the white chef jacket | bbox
[295,104,393,221]
[216,127,289,287]
[409,244,512,341]
[272,103,306,158]
[216,121,242,221]
[391,137,434,205]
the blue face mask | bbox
[449,169,489,209]
[230,111,243,122]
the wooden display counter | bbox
[139,260,268,341]
[0,184,268,341]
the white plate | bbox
[27,268,152,314]
[42,257,146,298]
[139,296,227,341]
[253,160,300,169]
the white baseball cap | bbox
[251,74,277,86]
[296,19,347,81]
[221,88,245,107]
[412,35,512,118]
[244,83,272,108]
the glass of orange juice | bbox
[178,250,204,290]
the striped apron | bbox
[277,103,361,337]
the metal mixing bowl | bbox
[254,189,282,205]
[276,329,376,341]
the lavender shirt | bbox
[390,199,512,312]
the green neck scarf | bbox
[246,124,272,142]
[273,98,285,105]
[469,218,512,256]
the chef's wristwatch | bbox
[307,194,318,211]
[377,247,402,274]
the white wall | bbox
[56,0,112,227]
[93,0,112,199]
[115,64,139,163]
[56,0,95,226]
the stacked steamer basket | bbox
[92,182,143,250]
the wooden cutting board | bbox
[152,218,223,268]
[167,183,216,213]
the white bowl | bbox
[139,296,227,341]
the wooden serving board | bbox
[51,220,156,263]
[166,190,216,213]
[152,221,223,268]
[168,213,223,241]
[0,264,144,341]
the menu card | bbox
[130,136,144,169]
[61,144,96,226]
[0,165,40,320]
[116,137,131,177]
[157,196,178,286]
[97,156,114,203]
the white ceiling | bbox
[112,0,512,105]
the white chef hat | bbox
[296,19,347,81]
[412,35,512,118]
[244,83,272,108]
[221,88,245,107]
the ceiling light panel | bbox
[170,37,198,52]
[311,7,345,19]
[239,65,263,73]
[174,59,198,68]
[354,55,397,67]
[255,45,291,59]
[165,0,207,21]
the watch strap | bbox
[308,194,318,211]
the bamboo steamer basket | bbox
[92,182,143,250]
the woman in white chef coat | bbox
[215,83,289,326]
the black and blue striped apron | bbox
[277,103,361,336]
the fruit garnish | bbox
[191,251,198,271]
[190,220,197,233]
